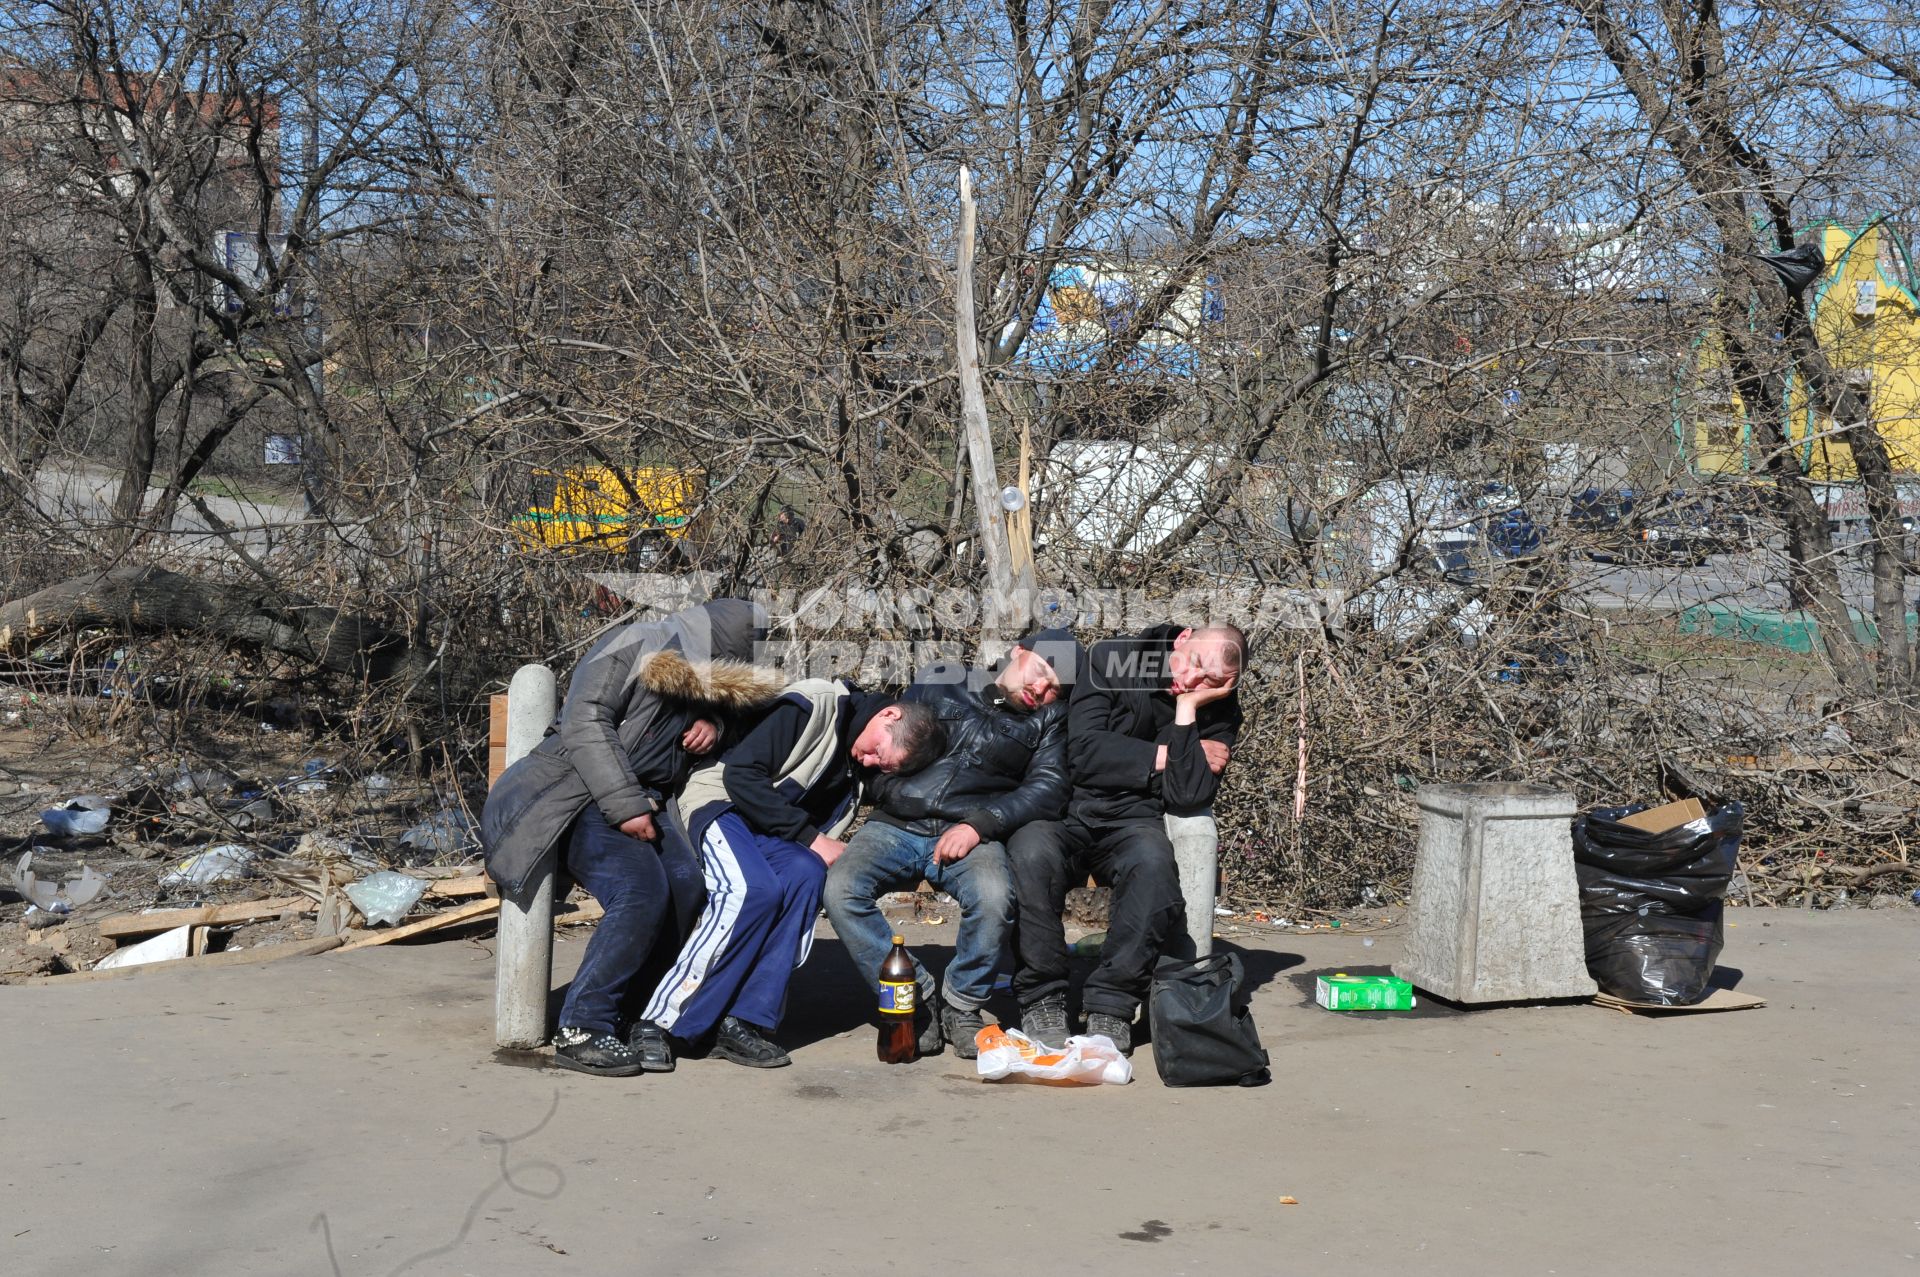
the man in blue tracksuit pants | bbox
[644,679,946,1067]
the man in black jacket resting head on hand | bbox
[1010,622,1245,1055]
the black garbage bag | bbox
[1572,802,1742,1005]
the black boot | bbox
[626,1019,675,1073]
[714,1015,791,1068]
[1019,993,1070,1048]
[1085,1010,1133,1056]
[554,1026,645,1077]
[941,1003,989,1060]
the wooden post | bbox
[494,663,557,1050]
[955,165,1027,632]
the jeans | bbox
[1009,817,1190,1019]
[823,820,1015,1011]
[556,802,705,1036]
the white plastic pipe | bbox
[1166,810,1219,958]
[494,663,557,1050]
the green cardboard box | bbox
[1316,973,1416,1011]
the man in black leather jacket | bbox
[823,628,1080,1058]
[1010,623,1244,1056]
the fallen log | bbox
[0,563,435,689]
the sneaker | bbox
[1085,1011,1132,1056]
[553,1026,645,1077]
[714,1015,791,1068]
[626,1019,675,1073]
[1019,993,1070,1048]
[941,1003,988,1060]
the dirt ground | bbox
[3,907,1916,1277]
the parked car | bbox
[1565,487,1635,561]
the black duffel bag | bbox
[1148,952,1271,1087]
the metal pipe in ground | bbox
[494,664,557,1050]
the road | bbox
[25,463,313,560]
[1570,552,1920,617]
[3,908,1915,1276]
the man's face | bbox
[850,711,912,772]
[996,646,1062,712]
[1169,630,1240,695]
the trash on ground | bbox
[344,870,430,926]
[39,796,111,836]
[1574,799,1741,1006]
[160,843,256,887]
[1279,1196,1299,1206]
[1316,972,1417,1011]
[361,773,394,794]
[93,924,193,970]
[1592,986,1765,1014]
[398,808,477,857]
[13,851,107,912]
[974,1026,1132,1085]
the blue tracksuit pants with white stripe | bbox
[644,812,828,1039]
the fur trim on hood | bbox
[636,648,785,708]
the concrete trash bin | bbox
[1392,782,1597,1004]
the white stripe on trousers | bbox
[644,821,750,1030]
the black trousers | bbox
[1008,817,1189,1019]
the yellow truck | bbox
[510,465,700,553]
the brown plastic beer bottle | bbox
[876,934,919,1064]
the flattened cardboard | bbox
[1616,797,1707,834]
[1593,986,1765,1014]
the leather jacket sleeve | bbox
[961,705,1069,841]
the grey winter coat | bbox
[481,599,782,893]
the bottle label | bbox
[878,979,916,1014]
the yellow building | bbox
[1687,219,1920,479]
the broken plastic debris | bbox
[399,808,477,856]
[160,843,256,887]
[14,851,106,912]
[344,871,430,926]
[361,773,395,794]
[39,796,111,836]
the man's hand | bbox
[1200,739,1232,774]
[809,834,848,866]
[619,812,659,842]
[933,823,982,865]
[1176,681,1238,714]
[681,718,720,755]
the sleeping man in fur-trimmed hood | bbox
[482,597,786,1077]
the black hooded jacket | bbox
[1067,624,1242,825]
[865,661,1069,842]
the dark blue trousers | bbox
[644,812,828,1039]
[556,803,705,1036]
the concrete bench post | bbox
[1166,811,1219,958]
[493,664,557,1050]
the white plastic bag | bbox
[974,1026,1132,1085]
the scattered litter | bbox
[1279,1196,1299,1206]
[14,851,107,912]
[1362,937,1375,947]
[361,773,395,794]
[398,808,477,857]
[160,844,256,887]
[39,796,111,836]
[168,769,233,795]
[975,1026,1132,1085]
[93,925,192,970]
[224,797,274,828]
[1316,973,1416,1011]
[344,871,430,926]
[1213,905,1234,917]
